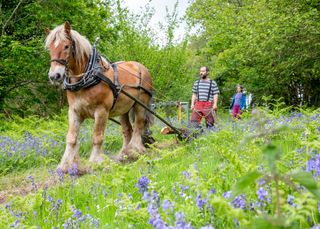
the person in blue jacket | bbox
[230,84,246,119]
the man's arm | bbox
[191,93,197,110]
[213,94,218,111]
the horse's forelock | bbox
[45,24,92,65]
[70,30,92,64]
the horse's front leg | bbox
[89,108,108,163]
[58,109,83,173]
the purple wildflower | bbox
[179,184,189,198]
[200,226,214,229]
[222,191,232,199]
[68,163,78,176]
[231,194,246,210]
[162,199,172,211]
[182,171,191,178]
[257,178,267,186]
[175,212,193,229]
[287,195,296,207]
[142,191,151,201]
[48,195,54,204]
[137,176,149,194]
[196,192,207,209]
[209,188,216,195]
[306,154,320,177]
[311,225,320,229]
[149,213,168,229]
[257,187,268,201]
[256,187,269,208]
[72,207,82,219]
[27,175,38,191]
[56,168,64,182]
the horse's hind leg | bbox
[115,113,132,161]
[58,109,82,173]
[89,108,108,163]
[126,103,147,159]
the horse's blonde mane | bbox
[45,24,92,67]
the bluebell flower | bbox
[48,195,54,204]
[287,195,296,207]
[149,213,168,229]
[222,191,232,199]
[306,154,320,177]
[56,168,64,182]
[68,163,78,176]
[256,187,270,208]
[311,225,320,229]
[182,171,191,178]
[196,192,207,209]
[175,212,194,229]
[200,225,214,229]
[209,188,216,195]
[231,194,246,210]
[56,199,63,207]
[137,176,149,194]
[142,191,151,201]
[162,199,172,211]
[72,208,82,219]
[257,187,268,201]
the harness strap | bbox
[112,63,120,87]
[95,71,119,109]
[197,80,200,101]
[126,85,153,97]
[207,80,213,101]
[51,59,68,66]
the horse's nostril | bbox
[56,73,62,80]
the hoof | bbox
[114,153,129,163]
[89,155,105,164]
[56,162,90,176]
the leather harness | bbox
[51,45,152,110]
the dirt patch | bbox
[0,175,59,204]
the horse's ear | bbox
[45,28,50,35]
[64,21,71,35]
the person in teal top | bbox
[230,84,246,119]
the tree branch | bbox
[2,0,24,36]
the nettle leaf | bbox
[232,170,262,197]
[292,172,320,199]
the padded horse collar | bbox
[63,46,119,109]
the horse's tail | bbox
[144,94,154,130]
[141,94,155,146]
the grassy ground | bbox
[0,107,320,228]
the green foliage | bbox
[0,0,192,117]
[186,0,320,107]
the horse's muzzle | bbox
[48,72,64,84]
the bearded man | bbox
[190,66,219,128]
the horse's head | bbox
[45,22,91,85]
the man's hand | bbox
[212,104,218,111]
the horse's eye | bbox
[64,45,69,50]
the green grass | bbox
[0,108,320,228]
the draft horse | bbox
[45,22,153,173]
